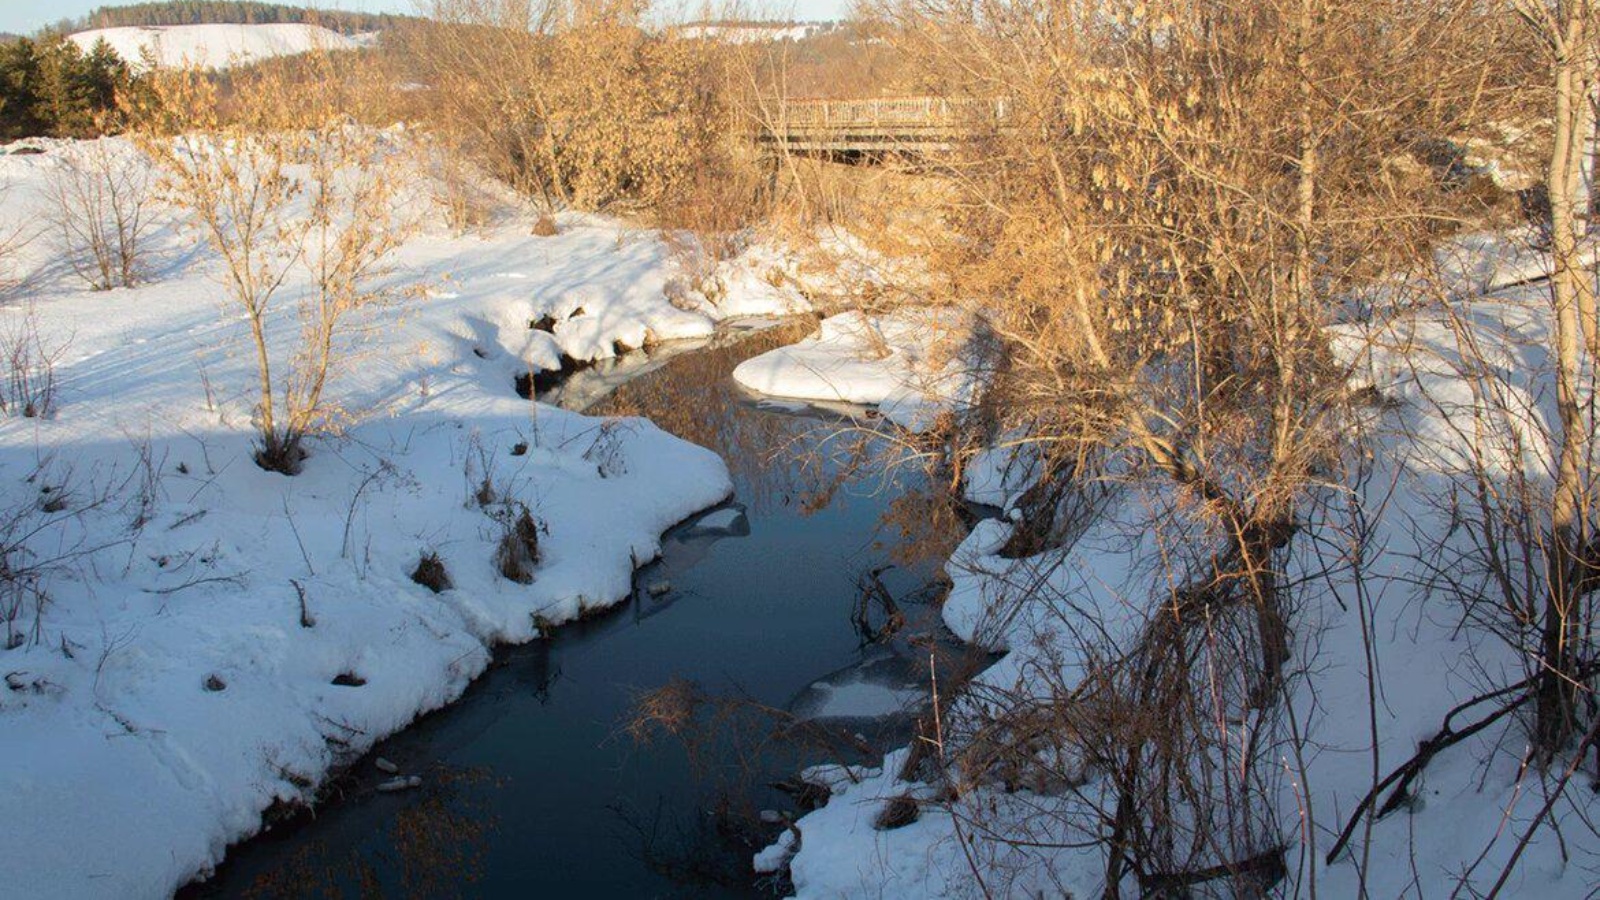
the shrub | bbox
[0,303,63,419]
[132,51,419,474]
[404,1,741,213]
[44,139,154,291]
[873,795,920,831]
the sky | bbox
[0,0,850,35]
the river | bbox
[180,322,976,898]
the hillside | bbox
[674,20,842,43]
[68,22,362,69]
[76,2,410,34]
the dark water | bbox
[185,324,972,899]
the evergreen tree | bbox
[0,36,138,140]
[0,38,47,141]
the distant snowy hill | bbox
[68,22,360,69]
[675,21,840,43]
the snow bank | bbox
[961,439,1042,510]
[695,242,816,318]
[785,479,1579,897]
[0,137,801,899]
[69,23,359,70]
[662,225,924,322]
[732,308,973,430]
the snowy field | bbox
[0,137,806,899]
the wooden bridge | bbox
[757,96,1009,155]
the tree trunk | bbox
[1537,6,1594,758]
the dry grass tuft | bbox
[411,551,452,593]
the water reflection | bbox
[230,767,500,900]
[586,320,965,569]
[586,320,838,517]
[537,337,715,412]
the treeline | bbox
[0,37,140,141]
[76,2,411,34]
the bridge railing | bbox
[770,96,1009,134]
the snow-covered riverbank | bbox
[0,138,807,898]
[749,234,1600,898]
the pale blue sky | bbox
[0,0,850,35]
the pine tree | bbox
[0,36,137,140]
[0,38,47,140]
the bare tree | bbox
[0,301,65,419]
[44,137,155,291]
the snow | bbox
[770,235,1600,897]
[684,505,747,535]
[68,24,359,70]
[798,679,923,718]
[692,507,742,530]
[9,129,1596,900]
[732,308,975,430]
[753,827,798,873]
[784,752,990,896]
[1431,227,1600,297]
[961,439,1041,510]
[662,227,915,322]
[697,243,816,318]
[0,136,797,899]
[676,22,838,43]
